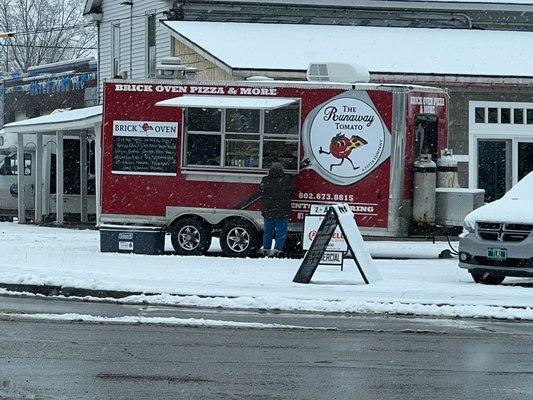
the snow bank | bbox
[0,222,531,320]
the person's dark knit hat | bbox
[268,162,284,178]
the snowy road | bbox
[0,296,532,400]
[1,222,532,319]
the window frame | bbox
[145,14,157,78]
[182,103,301,172]
[111,23,121,78]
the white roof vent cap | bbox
[307,63,370,83]
[158,56,183,66]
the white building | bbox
[83,0,172,91]
[84,0,533,202]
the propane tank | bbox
[412,154,437,226]
[437,149,459,188]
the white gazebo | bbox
[3,106,102,224]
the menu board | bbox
[112,120,178,175]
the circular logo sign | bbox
[9,182,18,198]
[308,97,385,185]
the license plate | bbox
[487,248,507,260]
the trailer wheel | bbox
[220,219,260,257]
[170,218,211,256]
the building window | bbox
[111,24,121,78]
[514,109,524,124]
[146,15,156,78]
[527,109,533,124]
[488,108,498,123]
[500,108,510,124]
[475,107,485,123]
[184,104,300,170]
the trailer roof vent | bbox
[307,63,370,83]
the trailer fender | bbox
[219,215,262,232]
[166,206,263,232]
[167,214,211,232]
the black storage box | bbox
[100,224,165,255]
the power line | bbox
[1,10,169,37]
[100,11,167,24]
[24,25,93,35]
[1,23,95,37]
[1,43,96,50]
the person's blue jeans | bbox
[263,218,289,251]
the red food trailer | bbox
[99,76,448,256]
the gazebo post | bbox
[35,133,43,223]
[94,122,102,225]
[56,130,64,225]
[16,133,25,223]
[80,130,88,223]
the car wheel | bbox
[470,271,505,285]
[220,219,260,257]
[170,218,211,256]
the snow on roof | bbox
[165,21,533,78]
[3,106,102,134]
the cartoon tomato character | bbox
[329,133,353,159]
[319,133,368,171]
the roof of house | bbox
[165,20,533,78]
[3,106,102,134]
[83,0,533,15]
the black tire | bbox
[170,218,211,256]
[220,219,260,257]
[470,271,505,285]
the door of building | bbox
[477,139,512,202]
[518,141,533,181]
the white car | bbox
[458,171,533,284]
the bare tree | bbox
[0,0,96,72]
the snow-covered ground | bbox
[0,222,531,320]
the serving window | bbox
[184,103,300,171]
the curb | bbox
[0,283,146,299]
[0,283,239,301]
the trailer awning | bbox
[156,95,298,110]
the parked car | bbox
[459,171,533,284]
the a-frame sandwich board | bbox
[293,204,382,284]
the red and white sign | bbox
[303,215,347,251]
[112,120,178,138]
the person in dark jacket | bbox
[261,162,294,257]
